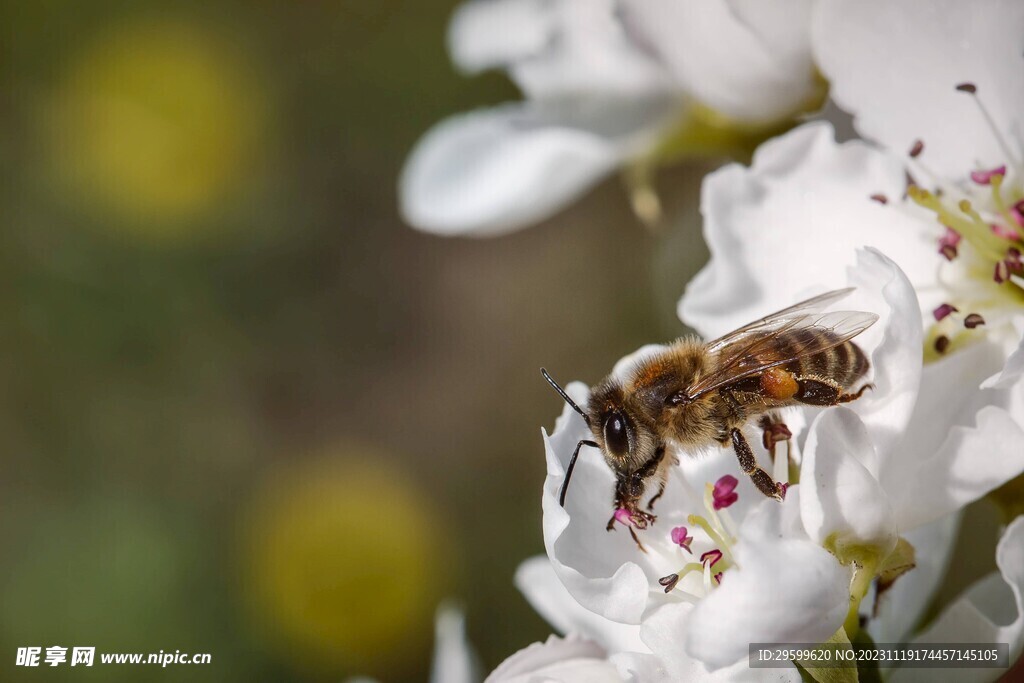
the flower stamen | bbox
[956,83,1024,175]
[711,475,739,510]
[670,526,693,553]
[933,303,958,321]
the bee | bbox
[541,288,876,545]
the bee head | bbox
[540,368,662,510]
[587,384,663,504]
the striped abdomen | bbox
[773,328,870,388]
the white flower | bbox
[400,0,822,236]
[514,556,796,682]
[682,0,1024,375]
[812,0,1024,370]
[538,249,1024,676]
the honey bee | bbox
[542,288,876,544]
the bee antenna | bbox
[540,368,590,426]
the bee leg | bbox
[731,428,784,501]
[646,482,666,511]
[794,377,871,406]
[837,383,874,403]
[628,527,648,553]
[646,464,671,512]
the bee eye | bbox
[603,412,630,457]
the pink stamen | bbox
[992,223,1022,240]
[938,226,961,261]
[777,482,789,500]
[700,549,723,567]
[714,572,723,585]
[712,475,739,510]
[933,303,958,321]
[970,165,1006,185]
[613,508,634,527]
[670,526,693,553]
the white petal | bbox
[680,122,937,340]
[608,652,674,683]
[641,604,802,682]
[485,634,624,683]
[430,605,480,683]
[881,340,1002,480]
[982,330,1024,390]
[887,403,1024,531]
[400,104,625,236]
[620,0,818,123]
[813,0,1024,178]
[515,556,648,654]
[682,493,850,670]
[891,516,1024,683]
[723,0,816,74]
[840,248,924,462]
[509,0,673,99]
[448,0,553,74]
[868,512,961,644]
[799,407,897,556]
[879,339,1024,530]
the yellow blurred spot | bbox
[47,17,267,235]
[242,448,447,677]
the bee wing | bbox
[703,288,857,356]
[685,309,879,400]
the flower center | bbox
[658,475,739,599]
[900,84,1024,359]
[909,170,1024,357]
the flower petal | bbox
[680,122,937,340]
[620,0,818,123]
[681,491,850,670]
[430,605,479,683]
[813,0,1024,178]
[867,512,961,644]
[400,103,657,236]
[608,652,673,683]
[447,0,553,74]
[840,248,924,462]
[509,0,673,100]
[880,340,1024,530]
[515,555,648,654]
[485,634,625,683]
[890,516,1024,683]
[641,604,802,682]
[888,401,1024,531]
[982,329,1024,390]
[800,407,897,556]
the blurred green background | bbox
[0,1,713,680]
[0,2,1006,681]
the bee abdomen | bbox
[781,331,870,388]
